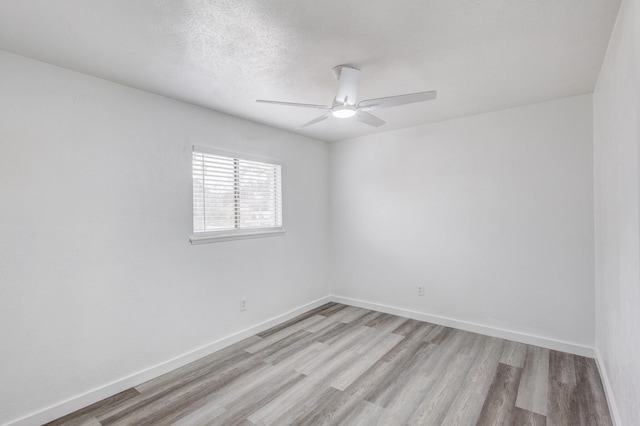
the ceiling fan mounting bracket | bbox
[332,64,359,80]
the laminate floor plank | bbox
[203,369,306,426]
[364,339,434,407]
[101,352,256,423]
[373,344,445,425]
[104,347,263,419]
[439,336,505,425]
[49,303,613,426]
[270,385,342,426]
[134,336,260,394]
[366,341,434,409]
[333,355,402,409]
[46,417,101,426]
[326,324,380,351]
[330,332,403,390]
[312,321,352,343]
[407,350,477,424]
[287,382,363,425]
[352,341,441,424]
[266,341,325,372]
[326,305,370,323]
[427,324,455,345]
[390,318,425,336]
[514,407,548,425]
[176,357,305,421]
[550,350,577,385]
[380,321,436,363]
[303,315,339,333]
[516,345,550,416]
[317,303,348,317]
[43,389,140,426]
[381,330,470,424]
[99,355,266,426]
[455,331,482,356]
[548,379,578,426]
[352,327,401,356]
[573,356,613,426]
[296,326,376,375]
[171,404,226,426]
[476,363,523,426]
[256,303,334,338]
[297,357,395,425]
[262,337,322,366]
[245,329,312,359]
[247,349,358,425]
[500,340,528,368]
[365,313,409,333]
[348,310,384,328]
[333,400,383,426]
[244,316,321,354]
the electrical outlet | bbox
[417,286,425,296]
[240,299,247,311]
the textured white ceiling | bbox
[0,0,621,142]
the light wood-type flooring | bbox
[47,303,612,425]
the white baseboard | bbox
[594,349,621,426]
[330,295,594,357]
[4,296,332,426]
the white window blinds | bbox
[192,147,282,236]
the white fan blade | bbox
[358,90,437,112]
[355,111,385,127]
[299,113,332,128]
[335,66,360,105]
[256,100,330,109]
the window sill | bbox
[190,229,285,244]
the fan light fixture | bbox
[331,106,357,118]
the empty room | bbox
[0,0,638,425]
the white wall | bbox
[0,51,329,425]
[330,95,595,349]
[593,0,640,424]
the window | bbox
[190,146,283,243]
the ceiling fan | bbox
[256,65,437,128]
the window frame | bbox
[190,145,284,244]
